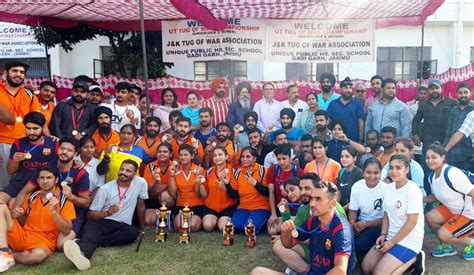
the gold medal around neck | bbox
[291,229,299,238]
[72,130,79,136]
[24,153,32,159]
[16,116,22,123]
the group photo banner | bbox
[162,19,375,63]
[162,18,265,62]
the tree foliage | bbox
[32,24,173,78]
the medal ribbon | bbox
[117,183,131,206]
[58,166,71,184]
[26,143,40,156]
[287,202,302,209]
[295,220,331,236]
[71,106,85,131]
[316,158,329,180]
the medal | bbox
[61,181,68,187]
[291,229,299,238]
[45,193,53,200]
[211,142,217,147]
[278,204,286,213]
[224,168,230,174]
[72,130,78,136]
[24,153,32,159]
[239,126,244,131]
[112,145,118,152]
[16,116,22,123]
[119,203,124,209]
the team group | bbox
[0,60,472,274]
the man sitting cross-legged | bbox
[63,159,148,271]
[0,165,75,272]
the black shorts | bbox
[2,182,25,198]
[173,205,204,219]
[203,205,234,219]
[144,199,161,209]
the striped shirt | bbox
[202,96,231,127]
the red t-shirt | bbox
[266,164,303,213]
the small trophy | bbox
[222,218,234,246]
[244,219,256,248]
[155,203,170,242]
[179,205,193,244]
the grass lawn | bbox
[9,230,285,274]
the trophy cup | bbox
[222,218,234,246]
[179,205,193,244]
[155,203,170,242]
[244,219,256,248]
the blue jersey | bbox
[194,128,217,148]
[268,127,305,142]
[297,212,355,275]
[9,136,58,188]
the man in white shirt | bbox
[253,82,282,132]
[101,82,141,132]
[281,84,308,128]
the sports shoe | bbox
[462,244,473,261]
[64,240,91,271]
[411,250,425,275]
[284,266,298,275]
[0,251,15,272]
[430,243,457,257]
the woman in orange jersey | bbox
[304,136,341,184]
[199,146,236,232]
[142,142,175,226]
[168,144,205,232]
[224,147,271,234]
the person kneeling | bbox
[0,165,75,272]
[63,160,148,271]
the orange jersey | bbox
[0,82,41,144]
[204,164,236,212]
[38,102,55,127]
[230,163,270,211]
[135,135,162,159]
[304,158,341,183]
[174,163,204,207]
[92,129,121,154]
[143,160,171,187]
[170,136,204,160]
[8,187,76,254]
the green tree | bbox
[33,24,173,78]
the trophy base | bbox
[179,235,190,244]
[223,238,234,246]
[155,233,167,242]
[245,240,256,248]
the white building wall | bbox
[43,0,473,81]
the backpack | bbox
[428,165,474,195]
[274,163,300,178]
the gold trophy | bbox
[222,218,234,246]
[179,205,193,244]
[155,203,170,242]
[244,219,256,248]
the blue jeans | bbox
[231,208,271,235]
[355,226,381,260]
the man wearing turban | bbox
[317,72,340,110]
[202,77,231,127]
[267,108,304,147]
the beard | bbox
[301,195,310,205]
[281,122,293,130]
[342,93,352,101]
[239,97,251,110]
[28,133,43,142]
[430,92,441,99]
[383,93,395,101]
[459,97,470,106]
[177,130,188,138]
[316,124,326,131]
[98,123,111,134]
[6,74,24,88]
[146,129,159,138]
[58,155,74,163]
[217,135,228,143]
[73,96,86,103]
[200,121,210,127]
[368,143,379,150]
[322,85,332,93]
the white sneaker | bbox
[0,251,15,272]
[284,266,299,275]
[63,240,90,271]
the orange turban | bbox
[210,77,227,91]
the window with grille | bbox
[285,63,339,81]
[377,47,436,80]
[194,60,247,81]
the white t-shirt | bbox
[101,102,141,132]
[281,99,309,128]
[382,159,426,196]
[74,156,104,191]
[90,176,148,225]
[349,179,386,221]
[383,180,424,253]
[431,164,474,219]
